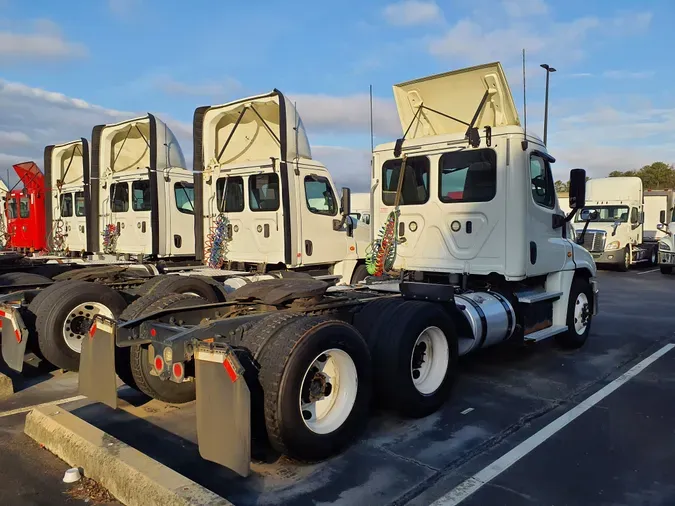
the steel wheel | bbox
[573,292,590,335]
[62,302,113,353]
[410,326,450,395]
[299,348,358,435]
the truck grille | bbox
[577,230,606,252]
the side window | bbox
[382,156,430,206]
[174,182,194,215]
[132,180,152,212]
[75,192,86,217]
[60,193,73,218]
[249,173,280,212]
[19,197,30,218]
[216,176,244,212]
[439,149,496,203]
[304,175,337,216]
[530,155,555,208]
[8,200,17,219]
[630,207,639,225]
[110,182,129,212]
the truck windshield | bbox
[575,205,629,223]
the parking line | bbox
[0,395,87,418]
[637,268,660,275]
[430,343,675,506]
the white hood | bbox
[392,62,520,139]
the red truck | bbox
[5,162,47,251]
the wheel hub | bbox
[62,302,114,353]
[411,341,427,379]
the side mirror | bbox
[341,187,351,217]
[660,210,666,224]
[568,168,586,209]
[657,223,665,230]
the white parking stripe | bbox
[430,343,675,506]
[0,395,87,418]
[637,269,660,275]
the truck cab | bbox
[193,91,369,282]
[573,177,660,270]
[44,139,89,253]
[89,114,195,258]
[5,162,47,251]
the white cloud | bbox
[108,0,141,17]
[312,146,372,192]
[502,0,548,18]
[155,76,242,98]
[428,8,651,66]
[291,93,400,138]
[0,78,192,186]
[383,1,443,26]
[0,19,86,60]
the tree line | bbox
[555,162,675,192]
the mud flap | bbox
[79,315,118,409]
[195,342,251,477]
[0,306,28,372]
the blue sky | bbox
[0,0,673,190]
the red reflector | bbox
[173,363,183,378]
[89,323,97,338]
[15,329,21,343]
[154,356,164,371]
[223,358,238,382]
[0,320,3,328]
[150,328,157,337]
[0,310,6,318]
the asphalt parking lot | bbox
[1,266,674,506]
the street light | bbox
[540,63,556,145]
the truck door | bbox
[168,181,195,255]
[526,152,569,276]
[72,191,87,250]
[109,180,152,255]
[298,169,347,266]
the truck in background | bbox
[350,192,371,225]
[5,162,47,252]
[655,191,675,274]
[574,177,667,271]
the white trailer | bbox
[70,62,598,477]
[573,177,665,270]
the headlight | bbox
[607,241,621,250]
[660,242,671,251]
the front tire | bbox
[556,277,593,349]
[619,247,630,272]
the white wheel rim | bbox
[299,349,358,435]
[625,250,630,268]
[62,302,114,353]
[410,326,450,395]
[573,292,590,335]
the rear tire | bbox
[350,264,369,285]
[35,281,128,371]
[128,293,206,403]
[136,275,220,302]
[0,272,53,286]
[650,246,658,266]
[361,300,458,417]
[256,316,372,461]
[660,265,673,275]
[556,277,593,349]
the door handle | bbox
[142,221,146,233]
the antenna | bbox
[522,48,528,150]
[369,84,374,153]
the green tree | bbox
[608,162,675,189]
[555,180,569,192]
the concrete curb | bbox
[25,406,233,506]
[0,372,13,400]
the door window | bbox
[249,174,280,212]
[75,192,86,217]
[110,182,129,212]
[60,193,73,218]
[19,197,29,218]
[215,176,244,212]
[630,207,639,224]
[530,155,555,208]
[304,175,338,216]
[132,180,152,211]
[439,149,497,203]
[174,182,194,214]
[382,156,429,206]
[7,199,17,219]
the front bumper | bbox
[659,250,675,265]
[590,250,623,265]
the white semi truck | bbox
[72,62,598,477]
[574,177,667,271]
[656,191,675,274]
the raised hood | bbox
[393,62,520,139]
[12,161,44,191]
[586,177,642,204]
[195,89,311,170]
[46,139,89,189]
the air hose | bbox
[102,223,119,253]
[204,213,230,269]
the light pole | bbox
[540,63,556,145]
